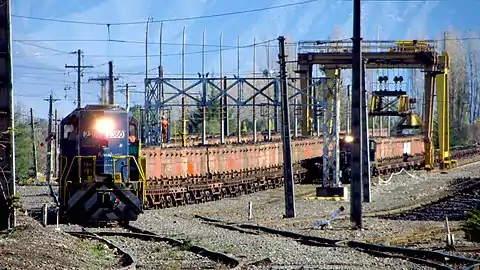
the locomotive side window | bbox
[129,124,137,137]
[64,124,74,139]
[129,121,138,143]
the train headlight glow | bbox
[95,118,115,134]
[345,135,354,143]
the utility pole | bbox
[278,36,295,218]
[44,95,60,184]
[53,109,58,179]
[346,85,351,134]
[108,61,119,105]
[29,108,38,181]
[350,0,364,229]
[118,84,136,112]
[65,49,93,109]
[89,76,109,104]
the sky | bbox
[10,0,480,119]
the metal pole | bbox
[108,61,114,105]
[181,26,187,147]
[267,42,272,140]
[278,36,295,218]
[144,17,151,144]
[76,49,81,108]
[350,0,363,229]
[223,76,228,139]
[361,60,371,202]
[46,95,53,184]
[252,37,257,143]
[219,32,225,144]
[126,84,130,112]
[201,29,207,145]
[159,23,165,145]
[236,36,241,143]
[316,100,321,137]
[53,109,58,179]
[159,23,164,146]
[294,99,298,138]
[346,85,351,134]
[30,108,38,181]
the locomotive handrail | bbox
[60,156,97,202]
[110,155,146,181]
[110,155,146,201]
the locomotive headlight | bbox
[344,135,354,143]
[95,118,115,134]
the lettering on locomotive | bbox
[82,130,126,139]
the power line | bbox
[11,0,453,26]
[12,38,277,59]
[14,40,75,54]
[12,0,324,26]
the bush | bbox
[463,209,480,242]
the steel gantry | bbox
[144,76,282,146]
[297,39,456,171]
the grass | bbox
[91,243,114,261]
[463,209,480,242]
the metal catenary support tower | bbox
[0,0,15,230]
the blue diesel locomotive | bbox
[57,104,146,225]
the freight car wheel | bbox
[165,195,173,207]
[185,193,193,204]
[159,197,166,209]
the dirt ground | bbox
[0,212,120,270]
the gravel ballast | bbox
[0,213,120,270]
[134,213,433,269]
[16,161,480,269]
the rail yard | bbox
[12,156,480,269]
[3,0,480,269]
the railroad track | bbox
[193,215,480,270]
[144,145,480,210]
[65,224,241,270]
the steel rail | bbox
[66,224,242,270]
[65,229,137,270]
[194,215,480,270]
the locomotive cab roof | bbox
[61,104,127,125]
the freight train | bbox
[57,104,480,224]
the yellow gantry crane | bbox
[297,39,456,171]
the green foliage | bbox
[13,103,48,181]
[188,86,236,135]
[130,105,142,121]
[15,117,33,180]
[463,209,480,242]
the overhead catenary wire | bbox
[11,0,453,26]
[11,0,324,26]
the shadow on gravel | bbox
[377,190,480,222]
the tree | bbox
[188,85,236,136]
[13,103,48,181]
[130,105,142,122]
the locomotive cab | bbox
[58,104,145,225]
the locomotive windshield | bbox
[80,111,128,154]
